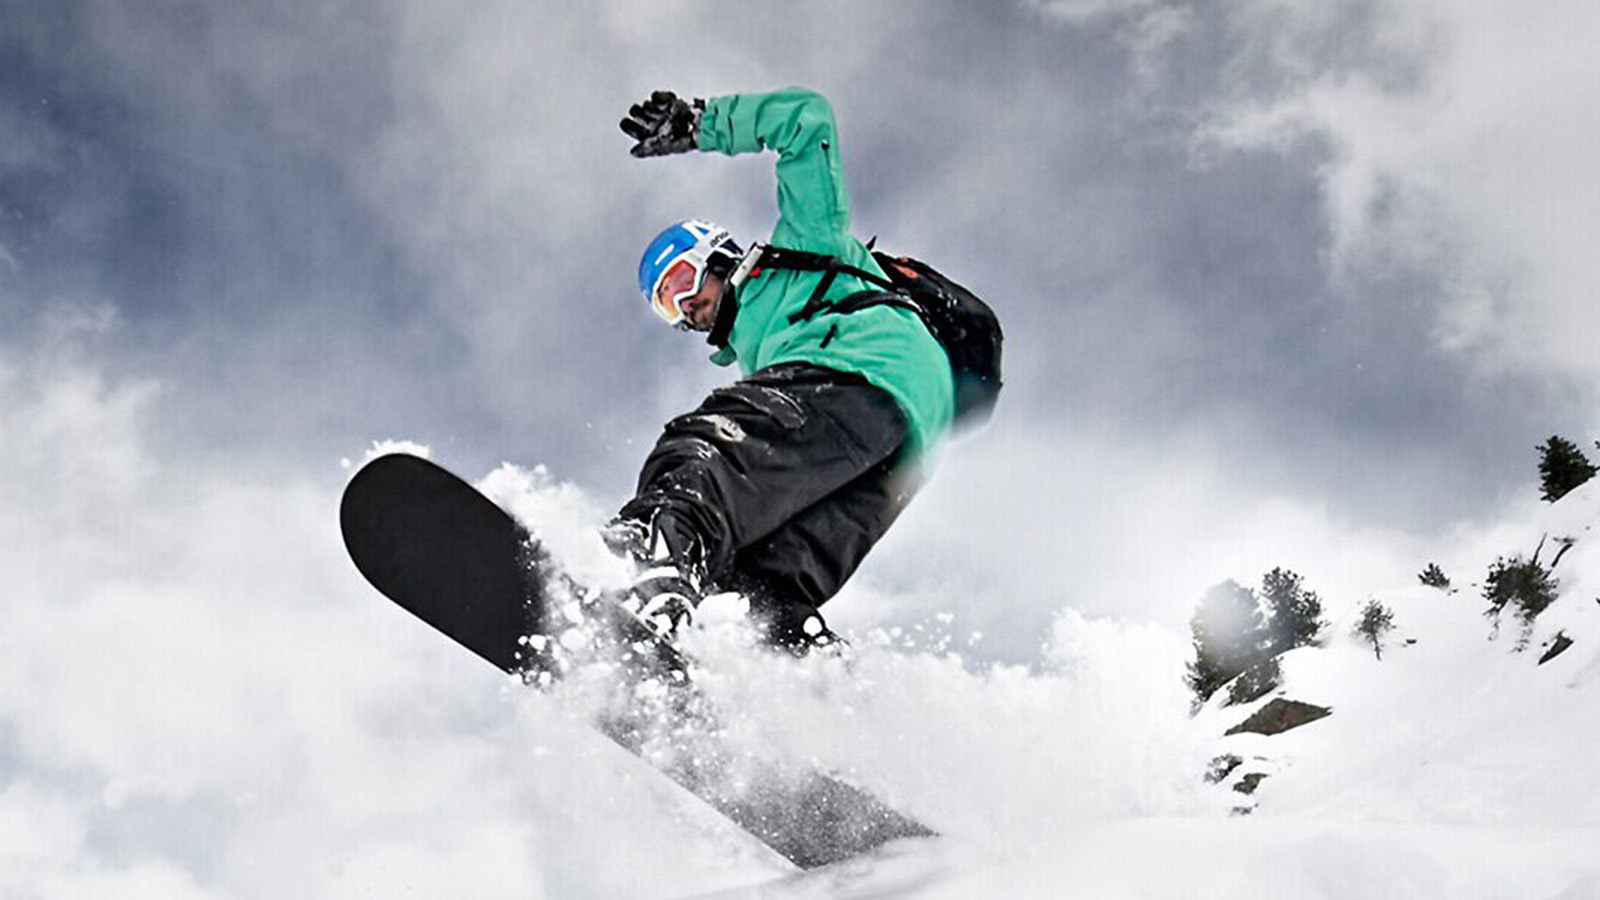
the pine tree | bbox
[1259,567,1327,653]
[1483,553,1559,646]
[1225,654,1282,706]
[1537,435,1596,503]
[1417,563,1450,589]
[1186,581,1269,703]
[1353,599,1396,659]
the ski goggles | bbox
[649,253,710,326]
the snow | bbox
[4,406,1600,898]
[1210,483,1600,828]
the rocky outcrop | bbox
[1205,754,1243,783]
[1225,698,1332,736]
[1233,772,1268,795]
[1538,631,1574,665]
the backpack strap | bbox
[830,289,926,319]
[804,289,937,338]
[754,245,903,324]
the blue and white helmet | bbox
[637,219,742,326]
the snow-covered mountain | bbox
[1200,479,1600,829]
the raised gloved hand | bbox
[619,90,704,157]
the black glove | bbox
[619,90,704,157]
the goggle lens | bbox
[652,257,704,324]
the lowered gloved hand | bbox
[619,90,704,157]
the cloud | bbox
[1027,0,1160,24]
[1183,1,1600,382]
[0,305,158,548]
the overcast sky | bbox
[3,0,1598,641]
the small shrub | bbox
[1418,563,1450,590]
[1483,553,1559,647]
[1353,599,1396,659]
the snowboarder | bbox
[610,87,980,653]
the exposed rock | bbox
[1205,754,1243,784]
[1225,698,1333,736]
[1233,773,1268,795]
[1538,631,1574,665]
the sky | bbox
[3,0,1599,638]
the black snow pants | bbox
[617,363,918,643]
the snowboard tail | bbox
[339,453,933,868]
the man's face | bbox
[679,271,724,332]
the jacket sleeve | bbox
[698,87,854,254]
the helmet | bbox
[637,219,742,326]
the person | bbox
[609,87,956,653]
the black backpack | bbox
[749,244,1004,427]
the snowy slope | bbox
[1202,480,1600,828]
[682,481,1600,898]
[3,436,1599,898]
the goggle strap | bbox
[726,243,764,292]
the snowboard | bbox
[339,452,935,869]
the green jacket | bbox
[698,87,954,454]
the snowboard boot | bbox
[602,513,706,644]
[726,572,849,657]
[761,605,848,657]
